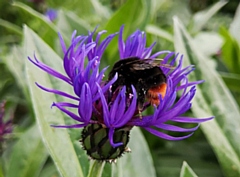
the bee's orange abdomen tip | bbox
[147,83,167,106]
[149,98,160,106]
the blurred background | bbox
[1,0,240,177]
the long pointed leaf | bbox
[180,161,198,177]
[112,128,156,177]
[192,1,227,33]
[229,3,240,44]
[174,17,240,177]
[24,25,84,177]
[12,2,67,47]
[6,124,48,177]
[0,18,22,35]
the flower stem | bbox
[87,161,105,177]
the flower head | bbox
[29,26,213,161]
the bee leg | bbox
[134,81,146,119]
[137,93,145,119]
[138,109,143,119]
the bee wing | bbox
[148,59,176,69]
[121,57,175,70]
[119,58,153,70]
[130,61,154,70]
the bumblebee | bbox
[108,57,169,111]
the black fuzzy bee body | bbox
[108,57,167,110]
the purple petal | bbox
[150,50,172,59]
[177,80,204,91]
[96,72,118,101]
[172,116,214,123]
[52,102,85,122]
[115,85,137,127]
[158,88,194,123]
[58,32,67,54]
[73,73,83,97]
[155,124,200,132]
[36,83,79,101]
[97,33,117,59]
[144,127,194,141]
[109,87,123,123]
[28,55,72,85]
[108,128,123,148]
[51,102,78,108]
[97,84,110,127]
[143,42,155,58]
[79,83,92,122]
[116,87,127,118]
[71,30,77,43]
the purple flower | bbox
[45,9,57,22]
[0,101,13,142]
[29,26,213,161]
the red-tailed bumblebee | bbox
[108,57,169,112]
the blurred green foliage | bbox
[1,0,240,177]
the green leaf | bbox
[174,17,240,177]
[229,3,240,44]
[112,128,156,177]
[0,167,3,177]
[56,10,91,38]
[38,162,60,177]
[105,0,151,31]
[152,141,223,177]
[220,72,240,92]
[24,25,85,177]
[12,2,63,47]
[146,24,173,42]
[192,1,227,33]
[192,32,223,56]
[0,18,22,35]
[3,46,29,99]
[220,27,240,74]
[180,161,198,177]
[6,124,48,177]
[47,0,109,22]
[104,0,153,61]
[90,0,111,20]
[22,27,89,174]
[220,72,240,105]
